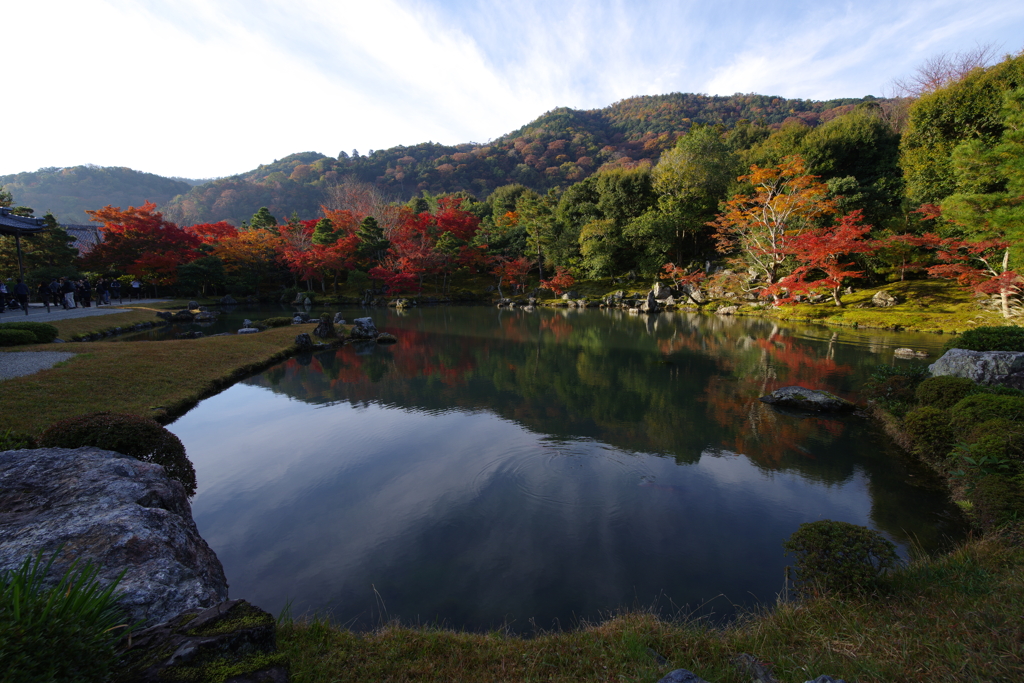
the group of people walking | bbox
[1,276,144,314]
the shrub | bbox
[0,328,37,346]
[971,474,1024,527]
[259,317,294,328]
[783,520,899,596]
[949,394,1024,434]
[903,406,955,460]
[0,321,59,344]
[0,549,134,683]
[915,376,978,409]
[862,363,930,415]
[967,419,1024,461]
[943,325,1024,352]
[39,412,197,496]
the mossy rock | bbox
[115,600,287,683]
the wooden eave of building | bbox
[0,207,45,236]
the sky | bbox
[4,0,1024,180]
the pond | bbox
[167,306,965,632]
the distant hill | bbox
[0,165,195,224]
[160,91,886,226]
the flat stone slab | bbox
[759,386,855,412]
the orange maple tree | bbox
[709,155,836,292]
[83,202,200,285]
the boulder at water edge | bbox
[350,317,379,340]
[759,386,855,412]
[929,348,1024,388]
[0,447,228,626]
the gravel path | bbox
[0,351,78,380]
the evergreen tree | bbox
[356,216,389,267]
[250,206,278,231]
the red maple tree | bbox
[766,210,878,307]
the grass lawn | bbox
[0,324,321,435]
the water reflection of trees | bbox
[246,308,965,550]
[251,310,858,470]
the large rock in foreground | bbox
[759,386,855,412]
[0,447,228,626]
[929,348,1024,388]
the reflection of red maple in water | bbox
[275,328,480,399]
[701,331,854,467]
[540,314,573,343]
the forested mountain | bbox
[0,165,197,224]
[159,92,889,226]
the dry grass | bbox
[0,325,323,435]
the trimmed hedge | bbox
[915,376,978,410]
[0,329,37,347]
[39,412,197,496]
[949,394,1024,434]
[903,406,955,460]
[0,321,59,343]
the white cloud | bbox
[2,0,1023,179]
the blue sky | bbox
[5,0,1024,180]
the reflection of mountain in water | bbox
[241,308,964,551]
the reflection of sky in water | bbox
[171,381,901,631]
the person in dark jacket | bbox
[37,281,50,312]
[13,279,29,312]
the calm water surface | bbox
[168,307,965,631]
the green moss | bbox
[186,602,273,638]
[158,651,288,683]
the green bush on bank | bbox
[949,394,1024,433]
[0,329,37,347]
[0,321,59,344]
[915,375,978,409]
[39,412,197,496]
[783,520,899,597]
[943,325,1024,352]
